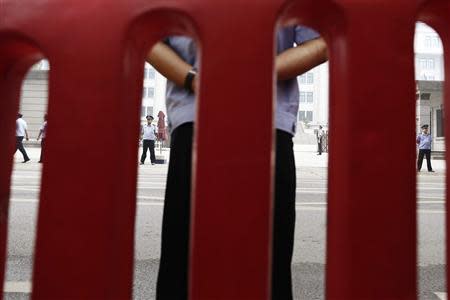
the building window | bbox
[298,111,313,122]
[419,59,427,69]
[300,92,306,103]
[306,111,313,122]
[144,67,156,79]
[299,74,306,84]
[420,93,431,101]
[436,109,444,137]
[298,111,305,121]
[427,59,435,70]
[148,68,156,79]
[307,73,314,84]
[141,106,154,118]
[433,37,440,48]
[142,87,155,99]
[148,87,155,98]
[307,92,314,103]
[425,36,432,48]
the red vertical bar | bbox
[326,2,418,299]
[189,2,280,299]
[31,38,139,299]
[444,27,450,300]
[0,39,42,300]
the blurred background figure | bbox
[15,113,30,163]
[37,114,48,163]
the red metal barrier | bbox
[0,0,448,299]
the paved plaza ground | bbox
[4,146,448,299]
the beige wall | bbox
[417,80,445,152]
[19,70,48,139]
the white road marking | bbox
[3,281,32,293]
[10,187,40,191]
[435,292,447,300]
[9,198,165,204]
[138,196,164,201]
[9,185,448,198]
[8,199,446,214]
[418,196,446,200]
[296,201,446,205]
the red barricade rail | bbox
[0,0,449,299]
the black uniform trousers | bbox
[417,149,433,171]
[15,136,30,161]
[39,139,45,162]
[141,139,156,164]
[156,122,296,300]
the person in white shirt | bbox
[15,113,30,163]
[140,115,157,165]
[37,114,48,163]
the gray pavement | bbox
[5,146,447,299]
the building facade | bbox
[19,23,445,148]
[297,62,329,127]
[19,62,167,139]
[141,63,167,119]
[414,23,445,153]
[19,70,48,139]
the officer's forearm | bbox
[276,38,328,81]
[146,42,193,88]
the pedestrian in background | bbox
[15,113,30,163]
[37,114,48,163]
[317,125,324,155]
[417,124,434,172]
[140,115,157,165]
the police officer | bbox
[140,115,157,165]
[416,124,434,172]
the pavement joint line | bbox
[3,281,32,293]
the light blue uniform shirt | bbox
[417,134,432,150]
[164,26,320,135]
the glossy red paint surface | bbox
[0,0,447,299]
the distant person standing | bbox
[15,113,30,163]
[140,115,157,165]
[37,114,48,163]
[416,124,434,172]
[317,125,324,155]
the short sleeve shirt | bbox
[417,134,432,149]
[142,124,157,140]
[16,118,27,137]
[40,121,48,139]
[164,26,320,135]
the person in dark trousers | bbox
[15,113,30,163]
[417,124,434,172]
[147,28,328,300]
[317,125,324,155]
[140,115,157,165]
[37,114,48,163]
